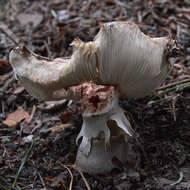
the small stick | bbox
[60,164,73,190]
[62,164,91,190]
[28,105,36,123]
[157,78,190,91]
[0,26,19,46]
[0,76,14,92]
[2,144,8,158]
[72,165,91,190]
[31,120,42,134]
[38,172,47,190]
[172,98,177,121]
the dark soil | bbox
[0,0,190,189]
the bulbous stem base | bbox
[75,136,138,174]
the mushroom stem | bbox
[75,83,139,174]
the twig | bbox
[31,120,42,134]
[61,164,73,190]
[61,164,91,190]
[28,105,36,123]
[72,165,91,190]
[2,144,8,158]
[171,97,177,121]
[12,141,34,188]
[148,95,177,105]
[0,23,19,46]
[0,76,15,92]
[157,78,190,91]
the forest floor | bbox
[0,0,190,189]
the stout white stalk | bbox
[9,21,177,174]
[75,83,138,173]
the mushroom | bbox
[9,21,177,174]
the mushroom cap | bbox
[9,22,175,100]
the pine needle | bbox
[152,81,190,100]
[12,141,34,188]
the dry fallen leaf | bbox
[3,107,30,127]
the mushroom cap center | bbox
[81,83,117,116]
